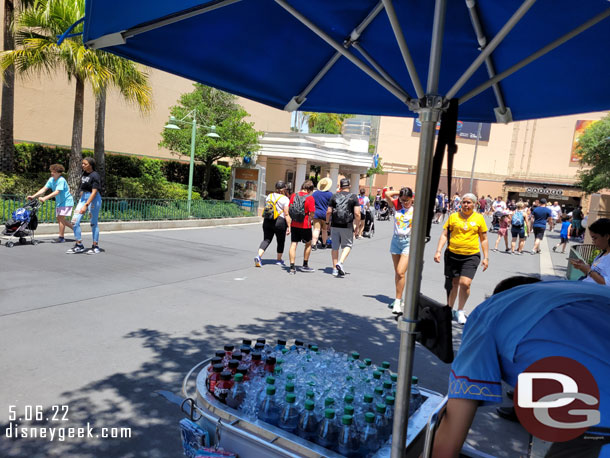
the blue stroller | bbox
[2,200,41,248]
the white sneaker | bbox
[457,310,467,325]
[391,299,403,315]
[332,269,339,277]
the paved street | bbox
[0,216,564,457]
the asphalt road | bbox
[0,216,560,457]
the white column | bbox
[351,172,361,193]
[329,163,339,192]
[295,158,307,190]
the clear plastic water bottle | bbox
[297,400,318,442]
[337,415,360,457]
[409,376,423,416]
[382,380,393,398]
[258,386,280,426]
[390,373,398,390]
[316,408,339,450]
[278,393,300,433]
[373,386,385,404]
[226,373,247,409]
[363,358,372,367]
[384,396,395,436]
[372,370,382,386]
[374,403,390,442]
[359,412,380,456]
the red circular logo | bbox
[514,356,600,442]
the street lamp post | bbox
[164,109,219,214]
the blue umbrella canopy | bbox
[82,2,610,456]
[83,0,610,123]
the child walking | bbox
[553,215,572,254]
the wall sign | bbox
[412,119,491,142]
[525,187,564,196]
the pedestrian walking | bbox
[510,202,527,254]
[384,187,414,315]
[66,157,103,254]
[548,200,562,231]
[311,177,333,250]
[491,195,506,214]
[571,205,584,239]
[530,198,553,254]
[287,180,316,274]
[254,180,291,267]
[356,188,370,238]
[26,164,74,243]
[485,195,493,216]
[433,190,444,224]
[552,215,571,254]
[478,195,486,214]
[434,193,489,324]
[492,212,510,252]
[326,178,360,277]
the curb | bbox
[32,216,262,235]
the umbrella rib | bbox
[459,7,610,106]
[86,0,243,48]
[381,0,425,99]
[446,0,537,100]
[466,0,508,115]
[274,0,412,106]
[286,1,408,109]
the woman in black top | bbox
[66,157,103,254]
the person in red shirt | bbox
[288,180,316,274]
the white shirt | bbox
[393,205,414,237]
[549,205,562,219]
[492,200,506,213]
[266,192,290,218]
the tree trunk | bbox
[67,77,85,192]
[202,161,213,199]
[94,89,106,191]
[0,0,15,173]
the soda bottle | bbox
[359,412,380,456]
[384,396,395,435]
[257,338,271,354]
[232,351,243,362]
[278,393,300,433]
[297,400,318,442]
[228,359,239,375]
[215,350,226,361]
[316,409,338,450]
[258,386,280,426]
[249,352,264,377]
[254,342,265,352]
[226,373,246,409]
[290,339,304,352]
[240,345,252,362]
[264,356,276,374]
[274,339,287,352]
[222,344,234,364]
[206,363,223,394]
[208,356,223,373]
[242,338,252,349]
[214,371,234,403]
[337,415,360,457]
[374,403,389,442]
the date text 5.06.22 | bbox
[8,405,69,422]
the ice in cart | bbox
[2,200,41,248]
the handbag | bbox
[415,294,454,363]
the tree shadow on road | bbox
[1,306,457,458]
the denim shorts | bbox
[390,235,410,255]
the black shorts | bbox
[444,250,480,280]
[291,226,312,244]
[511,226,525,239]
[533,227,546,240]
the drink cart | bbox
[176,355,449,458]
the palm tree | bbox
[0,0,151,189]
[0,0,16,173]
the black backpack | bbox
[333,193,353,225]
[289,193,307,222]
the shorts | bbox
[330,226,353,250]
[444,250,480,280]
[290,227,312,244]
[312,218,326,233]
[498,227,508,237]
[533,227,546,240]
[390,235,410,255]
[510,226,525,239]
[560,236,568,244]
[56,206,73,217]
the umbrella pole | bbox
[390,107,441,458]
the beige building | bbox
[371,111,609,209]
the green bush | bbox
[0,172,50,195]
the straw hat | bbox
[317,177,332,192]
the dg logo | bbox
[515,356,601,442]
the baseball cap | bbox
[340,178,350,188]
[539,198,547,204]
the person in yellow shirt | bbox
[434,193,489,324]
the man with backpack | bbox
[287,180,316,274]
[326,178,361,277]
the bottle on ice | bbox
[278,393,300,433]
[226,373,246,409]
[214,371,234,403]
[258,386,280,426]
[297,400,318,442]
[206,363,223,394]
[359,412,380,456]
[374,402,390,442]
[337,415,360,457]
[316,409,338,450]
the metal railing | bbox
[566,243,599,280]
[1,195,256,223]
